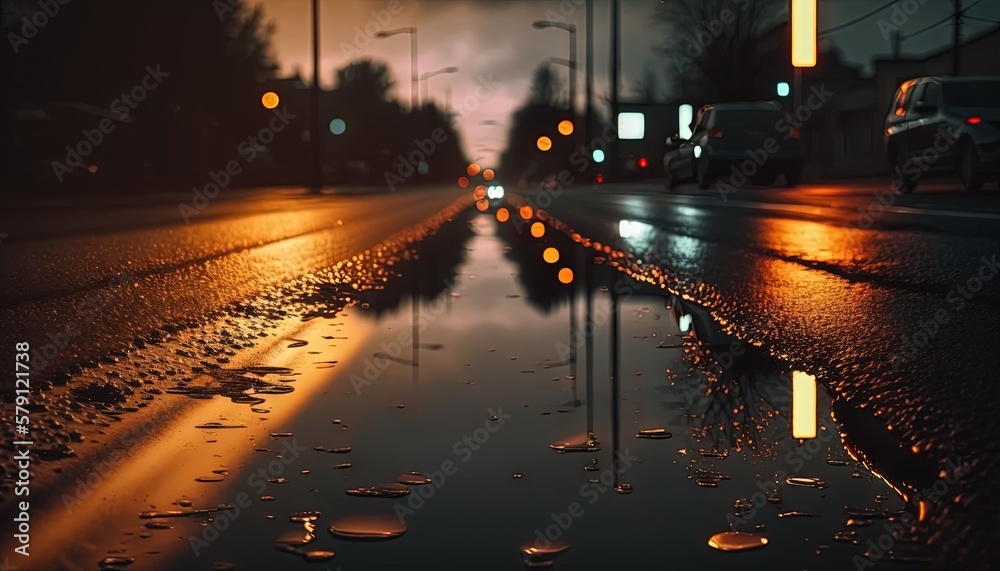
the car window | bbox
[942,81,1000,107]
[695,110,712,131]
[922,82,942,107]
[713,110,785,129]
[904,83,923,111]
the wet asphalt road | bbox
[2,179,1000,569]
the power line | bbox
[964,15,1000,24]
[901,0,988,39]
[818,0,901,36]
[903,13,951,38]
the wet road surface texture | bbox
[1,182,998,570]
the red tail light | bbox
[596,173,604,184]
[709,127,723,138]
[789,126,801,139]
[968,116,982,125]
[638,157,648,168]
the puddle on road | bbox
[7,205,952,570]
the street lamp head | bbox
[532,21,550,29]
[376,27,416,38]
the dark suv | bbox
[663,101,805,190]
[884,76,1000,193]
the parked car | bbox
[662,101,805,191]
[884,76,1000,193]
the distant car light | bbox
[693,145,702,158]
[638,157,648,169]
[968,116,982,125]
[593,149,605,163]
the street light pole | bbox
[411,30,418,109]
[585,0,593,180]
[610,0,620,181]
[569,27,577,116]
[420,67,458,108]
[376,27,419,111]
[531,21,577,115]
[310,0,321,192]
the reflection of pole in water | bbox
[569,285,579,407]
[412,296,419,386]
[585,260,594,431]
[610,282,621,487]
[411,263,420,386]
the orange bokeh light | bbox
[530,222,545,238]
[467,163,481,177]
[519,205,533,220]
[558,120,574,135]
[458,177,469,188]
[558,268,574,283]
[537,136,552,151]
[483,169,495,181]
[496,208,510,222]
[543,247,559,264]
[261,92,279,109]
[476,199,489,211]
[474,185,487,200]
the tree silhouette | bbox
[653,0,786,102]
[500,63,574,184]
[336,59,397,102]
[2,0,278,190]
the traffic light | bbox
[638,157,648,169]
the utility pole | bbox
[952,0,961,76]
[310,0,321,192]
[585,0,593,182]
[891,30,901,60]
[610,0,620,182]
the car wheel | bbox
[891,152,917,194]
[959,146,984,192]
[696,160,714,189]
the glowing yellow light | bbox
[483,169,495,181]
[791,371,817,439]
[519,205,533,220]
[791,0,817,67]
[458,177,469,188]
[530,222,545,238]
[558,268,574,284]
[543,247,559,264]
[558,120,574,136]
[537,136,552,151]
[476,199,489,211]
[261,91,279,109]
[496,208,510,222]
[474,185,487,200]
[467,163,481,177]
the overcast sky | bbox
[254,0,999,166]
